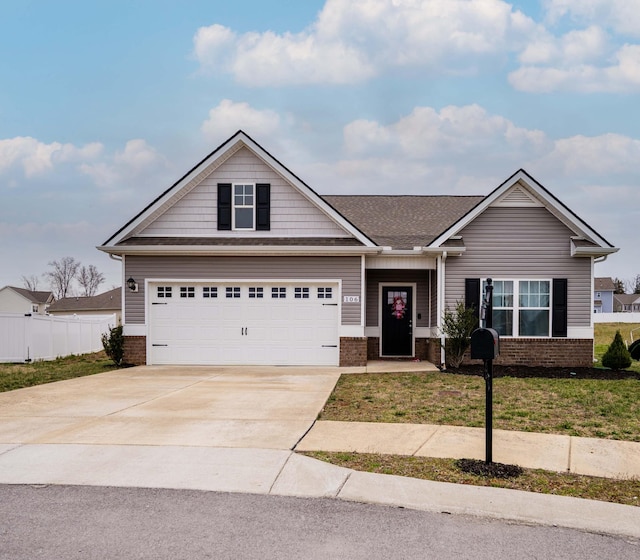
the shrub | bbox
[101,325,125,367]
[601,330,632,370]
[441,300,478,368]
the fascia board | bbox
[97,245,382,257]
[428,169,617,250]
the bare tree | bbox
[21,274,41,291]
[45,257,80,299]
[613,277,626,294]
[76,264,105,297]
[631,274,640,295]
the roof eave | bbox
[571,246,620,258]
[98,245,382,257]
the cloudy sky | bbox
[1,0,639,293]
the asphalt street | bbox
[1,485,638,560]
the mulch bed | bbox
[444,364,640,380]
[455,458,524,479]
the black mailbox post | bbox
[470,278,500,464]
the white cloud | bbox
[0,137,103,179]
[544,0,640,37]
[193,0,536,86]
[201,99,281,143]
[79,139,163,194]
[291,103,637,204]
[510,43,640,92]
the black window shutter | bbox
[552,278,568,337]
[465,278,481,329]
[256,183,271,231]
[217,183,232,230]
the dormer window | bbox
[218,183,271,231]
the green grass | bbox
[0,352,119,392]
[302,451,640,507]
[319,323,640,441]
[319,373,640,441]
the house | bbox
[613,293,640,313]
[47,287,122,324]
[594,277,616,313]
[98,131,618,368]
[0,286,54,315]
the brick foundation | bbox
[123,336,146,366]
[461,338,593,368]
[340,337,368,367]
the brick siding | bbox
[123,336,146,366]
[459,338,593,368]
[340,337,367,367]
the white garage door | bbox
[148,282,340,366]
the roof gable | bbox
[429,169,617,255]
[102,131,375,248]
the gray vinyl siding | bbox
[365,270,431,328]
[445,206,591,328]
[139,147,349,238]
[125,255,361,325]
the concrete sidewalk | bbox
[296,420,640,480]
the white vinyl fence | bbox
[593,313,640,323]
[0,313,116,363]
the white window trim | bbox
[232,183,255,231]
[483,278,552,338]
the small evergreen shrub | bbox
[101,325,125,367]
[601,330,632,370]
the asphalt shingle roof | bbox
[47,288,121,313]
[323,195,484,248]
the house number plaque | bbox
[343,296,360,303]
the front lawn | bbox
[0,352,118,392]
[319,372,640,441]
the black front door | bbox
[381,286,413,356]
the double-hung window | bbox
[483,279,551,337]
[233,184,254,230]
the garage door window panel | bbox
[318,287,333,299]
[203,287,218,298]
[180,287,195,298]
[272,287,287,299]
[157,286,172,298]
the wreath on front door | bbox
[391,295,406,319]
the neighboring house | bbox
[613,293,640,313]
[99,131,618,368]
[594,277,616,313]
[47,287,122,324]
[0,286,54,315]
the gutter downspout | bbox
[438,251,447,367]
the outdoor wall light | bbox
[127,277,139,292]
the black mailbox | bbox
[470,328,500,360]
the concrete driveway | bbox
[0,366,342,450]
